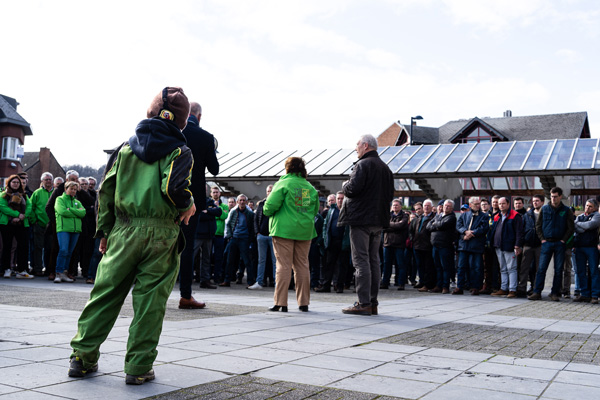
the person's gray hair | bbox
[586,199,599,209]
[54,177,64,185]
[267,184,274,191]
[88,177,96,183]
[66,170,79,179]
[423,199,434,207]
[237,194,248,201]
[444,199,455,207]
[359,134,378,150]
[40,172,53,181]
[468,196,480,204]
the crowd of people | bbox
[1,170,100,284]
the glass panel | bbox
[229,152,271,176]
[405,179,420,191]
[490,177,509,190]
[546,139,576,170]
[569,176,584,189]
[418,144,457,173]
[380,147,402,164]
[219,152,257,175]
[501,141,534,171]
[584,175,600,189]
[259,150,309,176]
[437,143,474,173]
[397,179,409,190]
[479,142,513,171]
[526,176,543,190]
[310,149,355,175]
[507,177,528,190]
[570,139,597,169]
[398,145,438,173]
[459,177,473,190]
[329,151,359,175]
[218,152,244,170]
[595,145,600,169]
[458,142,494,172]
[523,141,553,170]
[387,146,419,173]
[473,177,491,190]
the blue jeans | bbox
[457,251,483,290]
[383,246,405,286]
[432,246,453,289]
[211,236,225,282]
[88,237,103,279]
[256,234,275,286]
[496,248,518,292]
[534,241,566,295]
[575,246,600,298]
[57,232,80,274]
[225,237,253,284]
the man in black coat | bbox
[338,134,395,315]
[179,102,219,309]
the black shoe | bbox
[315,286,331,293]
[269,305,288,312]
[380,284,389,289]
[397,285,405,291]
[200,281,217,289]
[336,287,344,293]
[414,282,424,289]
[68,356,98,377]
[126,369,155,385]
[299,305,309,312]
[236,278,243,284]
[573,296,591,303]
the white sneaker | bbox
[54,274,62,283]
[247,282,263,290]
[54,273,74,283]
[16,271,34,279]
[3,269,11,279]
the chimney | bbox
[39,147,51,172]
[503,110,512,117]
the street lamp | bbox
[409,115,423,146]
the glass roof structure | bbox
[214,139,600,180]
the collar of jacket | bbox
[129,117,187,164]
[354,149,379,165]
[187,114,199,126]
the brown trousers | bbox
[272,237,311,307]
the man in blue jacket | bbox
[573,199,600,303]
[454,197,489,295]
[489,197,523,298]
[529,187,575,301]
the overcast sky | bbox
[2,0,599,168]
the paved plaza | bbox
[1,278,600,399]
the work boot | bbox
[68,356,98,377]
[342,302,372,316]
[126,369,155,385]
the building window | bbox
[460,127,495,143]
[1,137,20,160]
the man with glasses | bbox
[529,187,574,301]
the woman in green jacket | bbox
[263,157,319,312]
[54,181,86,283]
[0,174,33,279]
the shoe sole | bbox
[126,374,155,385]
[68,365,98,377]
[342,310,372,315]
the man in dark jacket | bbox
[195,194,222,289]
[220,195,255,286]
[339,134,394,315]
[381,199,409,289]
[489,197,523,298]
[520,195,544,297]
[412,199,436,291]
[529,187,575,301]
[455,196,489,295]
[427,199,457,294]
[573,199,600,303]
[179,101,219,309]
[318,191,350,293]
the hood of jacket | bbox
[129,117,187,163]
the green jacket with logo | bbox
[55,193,86,233]
[263,173,319,241]
[97,143,193,239]
[215,202,228,236]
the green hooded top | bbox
[263,173,319,241]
